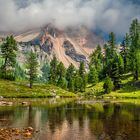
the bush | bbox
[103,76,114,94]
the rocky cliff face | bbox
[15,24,103,68]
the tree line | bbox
[0,19,140,93]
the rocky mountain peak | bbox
[13,25,103,68]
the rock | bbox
[55,96,60,99]
[24,132,32,138]
[106,97,111,99]
[27,127,33,132]
[0,136,7,140]
[6,102,13,106]
[22,102,28,105]
[63,40,87,64]
[0,96,3,99]
[15,129,20,135]
[0,101,13,106]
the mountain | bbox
[4,24,103,68]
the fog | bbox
[0,0,139,35]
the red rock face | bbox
[14,24,103,68]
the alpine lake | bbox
[0,98,139,140]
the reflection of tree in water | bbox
[28,105,34,127]
[0,100,139,140]
[87,103,140,140]
[0,107,15,127]
[47,106,66,133]
[0,106,31,127]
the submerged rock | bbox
[27,127,33,132]
[24,132,32,138]
[0,101,13,106]
[0,127,35,139]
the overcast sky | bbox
[0,0,139,36]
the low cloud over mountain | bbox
[0,0,139,35]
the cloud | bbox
[0,0,139,35]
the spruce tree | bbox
[74,73,83,92]
[49,55,58,84]
[26,51,38,88]
[90,45,103,76]
[79,62,85,78]
[41,63,50,83]
[111,57,121,90]
[129,19,140,80]
[121,33,130,72]
[0,36,17,80]
[103,76,114,94]
[57,62,67,89]
[88,65,98,85]
[117,54,124,75]
[66,63,76,92]
[78,62,87,92]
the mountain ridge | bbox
[1,24,103,68]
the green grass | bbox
[1,72,140,99]
[104,74,140,99]
[0,80,76,98]
[82,73,140,99]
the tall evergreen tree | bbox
[41,63,50,83]
[78,62,87,92]
[90,45,103,77]
[129,19,140,80]
[66,63,76,92]
[79,62,85,78]
[74,72,83,92]
[88,65,98,85]
[121,33,130,72]
[117,54,124,74]
[103,32,117,77]
[49,55,58,84]
[111,56,121,89]
[0,36,17,80]
[26,51,38,88]
[103,76,114,94]
[57,62,67,89]
[108,32,116,55]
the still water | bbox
[0,99,139,140]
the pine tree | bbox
[90,45,103,76]
[103,33,117,78]
[79,62,85,78]
[49,55,58,84]
[41,63,50,83]
[67,78,75,92]
[88,65,98,85]
[57,62,67,89]
[103,76,114,94]
[74,73,83,92]
[0,36,17,80]
[78,62,87,92]
[81,74,88,92]
[121,33,130,72]
[108,32,116,55]
[111,57,121,90]
[117,54,124,74]
[129,19,140,80]
[66,64,76,92]
[14,63,26,80]
[26,51,38,88]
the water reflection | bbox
[0,99,139,140]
